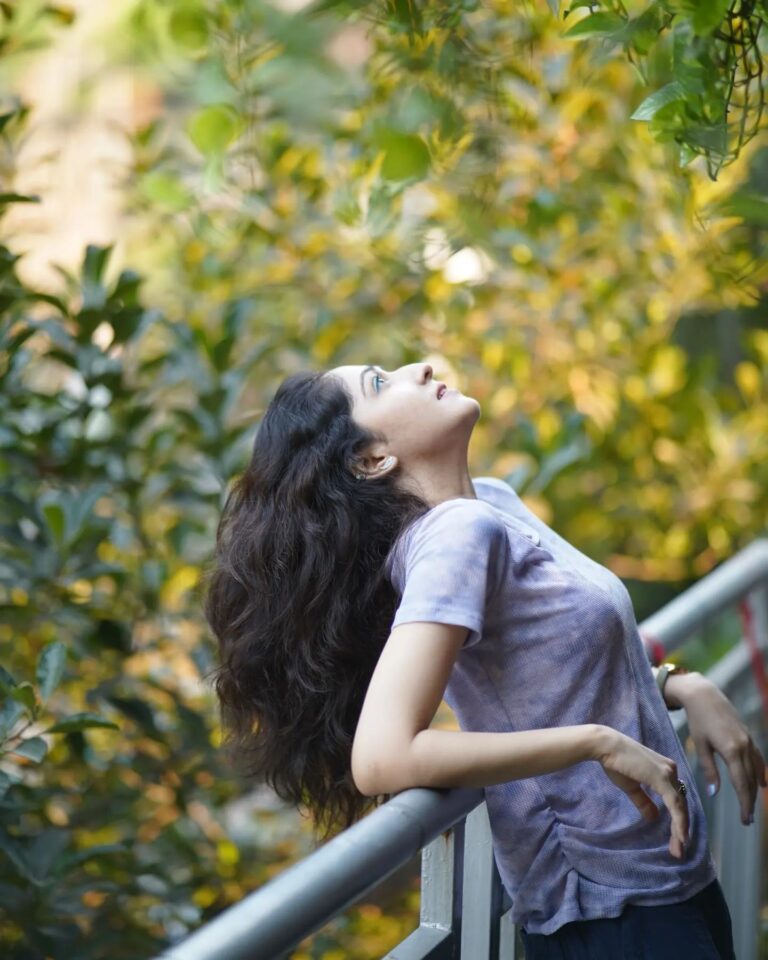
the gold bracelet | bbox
[654,661,689,710]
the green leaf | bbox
[140,171,191,212]
[46,712,119,734]
[0,111,20,135]
[376,131,431,181]
[0,699,25,741]
[623,4,668,56]
[387,0,424,35]
[169,6,208,51]
[0,770,13,798]
[106,695,161,738]
[78,246,112,318]
[59,842,126,871]
[83,244,113,287]
[41,500,66,546]
[0,193,40,204]
[186,104,241,156]
[679,143,698,167]
[27,828,69,880]
[11,682,36,713]
[37,641,67,703]
[0,697,24,740]
[0,829,68,885]
[87,618,133,653]
[563,11,626,39]
[630,82,686,121]
[44,5,76,26]
[0,665,16,689]
[66,485,109,547]
[529,436,591,493]
[689,0,730,36]
[12,736,48,762]
[683,121,728,155]
[715,193,768,228]
[0,833,34,881]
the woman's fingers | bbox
[752,740,767,788]
[660,769,689,856]
[693,736,720,798]
[597,734,693,856]
[625,781,660,821]
[743,747,758,823]
[723,736,757,825]
[601,766,660,820]
[720,731,766,824]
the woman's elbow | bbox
[351,749,412,798]
[352,754,391,797]
[351,767,379,798]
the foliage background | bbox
[1,0,766,957]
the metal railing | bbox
[158,539,768,960]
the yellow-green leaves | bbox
[376,130,431,181]
[169,4,208,53]
[558,0,766,176]
[186,103,242,156]
[631,82,687,122]
[140,171,192,212]
[563,11,625,40]
[36,642,66,705]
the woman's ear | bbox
[351,453,398,481]
[376,454,398,475]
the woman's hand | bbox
[592,726,690,859]
[669,672,767,826]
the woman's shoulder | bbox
[410,495,506,539]
[387,497,507,586]
[473,475,521,505]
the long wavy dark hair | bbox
[202,370,430,840]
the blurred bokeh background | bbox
[1,0,766,957]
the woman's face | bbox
[325,362,480,463]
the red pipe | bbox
[738,596,768,725]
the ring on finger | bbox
[675,778,687,797]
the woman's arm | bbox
[352,620,690,855]
[406,722,603,791]
[656,669,767,824]
[351,621,600,795]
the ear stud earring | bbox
[354,455,395,480]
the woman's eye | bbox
[373,374,385,393]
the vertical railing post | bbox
[715,748,761,960]
[421,819,466,956]
[459,803,503,959]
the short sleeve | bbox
[389,500,507,649]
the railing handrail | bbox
[640,539,768,652]
[157,786,484,960]
[157,536,768,960]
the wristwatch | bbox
[654,661,690,710]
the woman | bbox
[204,361,766,959]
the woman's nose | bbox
[420,363,432,383]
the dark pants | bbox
[520,879,736,960]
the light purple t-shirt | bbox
[386,476,717,935]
